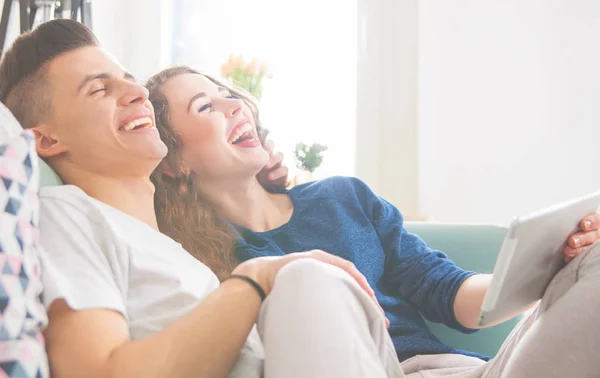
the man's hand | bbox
[565,212,600,263]
[256,140,289,190]
[233,250,390,327]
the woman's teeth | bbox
[121,117,153,131]
[229,123,255,144]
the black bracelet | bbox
[223,274,267,301]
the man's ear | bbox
[31,124,68,158]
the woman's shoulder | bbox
[290,176,372,204]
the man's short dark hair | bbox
[0,19,99,128]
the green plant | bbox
[293,142,328,173]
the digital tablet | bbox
[478,190,600,327]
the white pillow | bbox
[0,102,49,377]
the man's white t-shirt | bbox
[37,185,262,375]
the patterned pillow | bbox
[0,104,49,377]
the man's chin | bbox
[150,140,169,160]
[130,138,168,160]
[110,141,168,177]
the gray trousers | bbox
[231,242,600,378]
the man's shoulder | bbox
[39,184,181,255]
[39,184,115,231]
[39,185,118,245]
[40,184,96,209]
[40,185,145,249]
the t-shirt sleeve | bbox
[38,194,127,318]
[354,179,477,333]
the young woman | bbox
[146,65,600,377]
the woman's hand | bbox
[233,250,390,327]
[564,212,600,263]
[256,140,289,190]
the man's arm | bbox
[46,277,262,378]
[40,196,261,378]
[46,250,379,378]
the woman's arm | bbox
[360,176,600,330]
[359,178,474,331]
[452,273,535,329]
[45,250,377,378]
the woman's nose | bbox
[223,98,244,118]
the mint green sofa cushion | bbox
[39,159,61,187]
[404,222,516,358]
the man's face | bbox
[38,46,167,179]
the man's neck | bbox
[196,176,292,232]
[62,167,159,230]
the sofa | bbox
[37,160,517,358]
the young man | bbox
[1,19,599,378]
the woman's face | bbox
[161,73,269,181]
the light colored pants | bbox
[231,242,600,378]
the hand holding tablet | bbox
[478,191,600,327]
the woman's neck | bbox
[196,176,293,232]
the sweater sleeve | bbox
[353,178,477,333]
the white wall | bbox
[419,1,600,224]
[356,0,420,219]
[93,0,171,81]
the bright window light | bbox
[170,0,357,179]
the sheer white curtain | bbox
[356,0,420,218]
[170,0,357,178]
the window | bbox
[170,0,357,179]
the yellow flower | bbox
[259,62,273,78]
[230,54,244,69]
[221,54,245,77]
[222,55,272,80]
[245,57,259,76]
[220,62,231,77]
